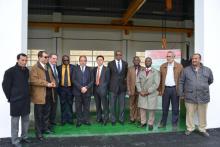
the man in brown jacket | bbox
[158,51,183,131]
[30,51,56,140]
[127,56,143,124]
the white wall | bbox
[195,0,220,129]
[0,0,28,138]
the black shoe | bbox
[43,129,53,134]
[200,131,209,137]
[61,122,66,126]
[148,125,153,131]
[129,120,135,124]
[138,123,147,128]
[158,122,166,128]
[111,122,116,126]
[76,122,82,128]
[21,138,31,143]
[12,142,22,147]
[97,119,103,124]
[84,121,91,126]
[67,121,74,125]
[37,136,45,141]
[185,130,192,136]
[119,121,124,125]
[103,121,108,126]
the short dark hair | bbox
[17,53,27,60]
[38,51,47,58]
[79,55,87,61]
[115,50,122,56]
[133,56,140,61]
[49,53,58,58]
[192,53,202,59]
[96,55,104,60]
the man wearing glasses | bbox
[57,55,74,126]
[30,51,56,140]
[158,51,183,131]
[108,50,128,126]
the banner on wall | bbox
[145,49,181,110]
[145,49,181,70]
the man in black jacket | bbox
[2,53,31,147]
[108,50,128,125]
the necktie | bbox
[53,65,59,83]
[117,61,121,73]
[146,69,150,76]
[64,65,68,87]
[96,66,100,85]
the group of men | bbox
[2,50,213,147]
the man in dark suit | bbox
[108,50,128,125]
[2,53,31,147]
[48,53,59,130]
[57,55,74,125]
[72,55,93,127]
[93,55,110,125]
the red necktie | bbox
[96,66,100,85]
[146,69,150,76]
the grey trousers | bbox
[11,114,29,144]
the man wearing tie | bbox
[57,55,74,125]
[136,57,160,130]
[48,53,59,130]
[127,56,143,124]
[72,55,93,127]
[108,50,128,125]
[93,55,110,125]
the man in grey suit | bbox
[136,57,160,130]
[93,55,110,125]
[108,50,128,125]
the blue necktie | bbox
[117,61,121,73]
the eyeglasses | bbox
[166,56,172,58]
[43,56,49,59]
[63,59,69,61]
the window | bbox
[27,49,44,67]
[136,51,145,66]
[70,50,114,67]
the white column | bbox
[0,0,28,137]
[195,0,220,128]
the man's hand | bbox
[81,87,88,93]
[140,91,145,97]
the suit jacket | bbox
[72,65,94,97]
[57,64,74,87]
[93,66,110,95]
[47,63,59,87]
[30,62,55,104]
[136,67,160,110]
[108,60,128,93]
[158,61,183,95]
[127,65,144,96]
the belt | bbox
[165,86,176,88]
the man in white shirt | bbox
[158,51,183,131]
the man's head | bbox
[166,51,175,63]
[192,53,202,67]
[145,57,152,68]
[79,55,87,67]
[17,53,28,67]
[38,51,48,64]
[49,53,58,65]
[62,55,70,65]
[115,50,123,61]
[96,55,104,67]
[133,56,141,66]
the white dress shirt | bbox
[165,62,176,86]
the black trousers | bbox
[34,96,51,137]
[59,87,73,123]
[75,94,91,123]
[94,86,109,122]
[161,86,179,126]
[49,91,57,126]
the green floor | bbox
[29,110,186,138]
